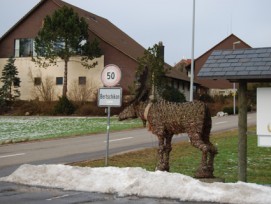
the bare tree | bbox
[28,69,55,102]
[68,79,98,104]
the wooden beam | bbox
[238,80,247,182]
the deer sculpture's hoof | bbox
[194,166,214,178]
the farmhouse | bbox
[0,0,192,102]
[0,0,141,101]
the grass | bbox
[74,126,271,184]
[0,116,143,144]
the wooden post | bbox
[238,80,247,182]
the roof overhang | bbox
[198,47,271,83]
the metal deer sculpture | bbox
[119,68,217,178]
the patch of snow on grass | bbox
[0,116,141,142]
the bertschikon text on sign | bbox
[100,93,120,100]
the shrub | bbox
[161,86,186,103]
[213,95,229,104]
[53,96,75,115]
[223,106,237,115]
[74,102,106,116]
[68,80,98,104]
[199,93,214,103]
[0,100,9,114]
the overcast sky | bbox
[1,0,271,66]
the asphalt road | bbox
[211,112,256,133]
[0,112,256,203]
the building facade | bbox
[0,0,145,101]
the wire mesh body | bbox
[119,100,217,178]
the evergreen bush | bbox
[162,86,186,103]
[0,56,20,104]
[199,93,214,103]
[53,96,75,115]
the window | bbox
[15,38,36,57]
[56,77,63,85]
[78,76,86,85]
[34,77,42,86]
[53,41,65,52]
[53,40,79,55]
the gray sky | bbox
[1,0,271,66]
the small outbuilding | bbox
[198,47,271,182]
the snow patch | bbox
[1,164,271,204]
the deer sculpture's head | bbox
[118,104,137,121]
[119,66,150,121]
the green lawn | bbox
[74,126,271,184]
[0,116,143,143]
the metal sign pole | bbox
[105,106,111,166]
[190,0,195,102]
[100,64,122,167]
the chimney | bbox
[157,41,164,62]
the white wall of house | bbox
[178,82,190,101]
[183,86,190,101]
[0,56,104,101]
[209,88,235,96]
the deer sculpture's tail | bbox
[204,104,212,139]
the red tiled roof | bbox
[53,0,146,61]
[0,0,146,62]
[175,59,191,67]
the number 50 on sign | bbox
[101,64,122,87]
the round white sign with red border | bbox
[101,64,122,87]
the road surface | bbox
[0,113,256,203]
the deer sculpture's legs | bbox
[188,132,214,178]
[196,142,214,178]
[196,143,217,178]
[206,142,218,173]
[164,134,173,172]
[202,117,217,178]
[157,136,166,171]
[156,134,173,172]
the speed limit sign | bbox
[101,64,122,87]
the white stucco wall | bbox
[0,56,104,101]
[183,85,190,101]
[209,88,235,96]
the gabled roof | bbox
[184,34,252,89]
[175,59,191,67]
[0,0,146,62]
[198,47,271,81]
[166,67,191,83]
[194,34,251,63]
[170,59,191,82]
